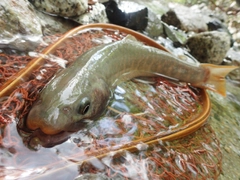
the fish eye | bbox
[78,97,90,115]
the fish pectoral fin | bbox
[199,63,239,96]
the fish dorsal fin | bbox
[123,34,138,41]
[121,35,145,47]
[121,35,143,45]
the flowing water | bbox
[1,0,240,179]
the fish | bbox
[26,35,238,135]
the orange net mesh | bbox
[0,27,222,179]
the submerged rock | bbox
[186,31,231,64]
[29,0,88,17]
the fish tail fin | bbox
[200,63,238,96]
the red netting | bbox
[0,54,33,86]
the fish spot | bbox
[63,106,71,114]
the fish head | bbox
[26,76,110,135]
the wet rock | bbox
[229,17,240,43]
[29,0,88,17]
[199,4,227,24]
[103,0,166,37]
[0,0,42,51]
[161,3,228,34]
[186,31,231,64]
[35,10,78,36]
[226,48,240,64]
[0,0,79,51]
[103,0,127,26]
[103,0,148,31]
[144,10,164,38]
[72,3,108,24]
[162,22,188,45]
[200,5,231,39]
[138,0,169,16]
[207,19,228,32]
[161,4,209,33]
[137,0,169,37]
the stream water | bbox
[209,81,240,179]
[0,0,240,179]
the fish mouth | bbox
[27,110,91,136]
[26,116,63,135]
[27,115,93,135]
[19,119,70,148]
[26,128,70,148]
[24,119,93,148]
[38,131,70,148]
[26,105,64,135]
[22,117,95,148]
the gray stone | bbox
[123,0,168,37]
[72,3,108,24]
[144,10,164,38]
[0,0,42,51]
[29,0,88,17]
[162,21,188,45]
[0,0,80,51]
[186,31,231,64]
[138,0,169,16]
[229,16,240,43]
[226,48,240,64]
[35,10,78,36]
[161,3,211,33]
